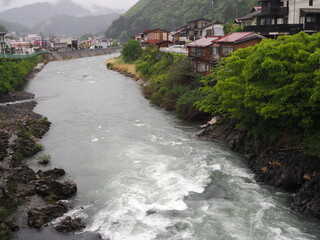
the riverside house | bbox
[141,29,172,47]
[242,0,320,36]
[187,32,265,73]
[211,32,266,61]
[186,36,218,73]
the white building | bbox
[200,21,225,37]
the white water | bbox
[16,55,320,240]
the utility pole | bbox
[235,0,239,19]
[211,0,216,36]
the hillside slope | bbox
[106,0,258,38]
[32,13,119,38]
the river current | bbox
[16,55,320,240]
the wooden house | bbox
[211,32,266,61]
[186,36,218,73]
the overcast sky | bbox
[0,0,139,12]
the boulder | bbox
[55,216,85,233]
[35,179,77,199]
[13,166,36,183]
[36,168,66,179]
[27,203,68,228]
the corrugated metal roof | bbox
[213,32,265,43]
[186,36,218,47]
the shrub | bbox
[121,40,142,63]
[36,154,51,164]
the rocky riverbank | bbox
[197,117,320,219]
[0,97,79,238]
[107,58,320,221]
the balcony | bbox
[244,24,303,34]
[261,6,288,16]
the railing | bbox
[244,24,303,33]
[0,50,47,59]
[261,6,288,16]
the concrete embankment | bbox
[44,48,120,61]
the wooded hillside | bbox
[106,0,258,39]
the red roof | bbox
[143,29,169,33]
[212,32,265,43]
[186,36,218,48]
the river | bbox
[16,54,320,240]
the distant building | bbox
[200,21,225,37]
[25,34,42,42]
[236,7,262,27]
[141,29,172,47]
[185,18,212,40]
[0,32,7,54]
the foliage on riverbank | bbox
[136,45,206,119]
[195,32,320,155]
[0,55,43,93]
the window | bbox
[223,46,233,55]
[197,48,205,57]
[212,47,219,55]
[197,63,207,72]
[309,0,313,6]
[306,16,316,22]
[261,18,265,25]
[266,18,271,25]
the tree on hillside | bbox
[121,40,142,63]
[0,24,8,32]
[196,32,320,155]
[80,33,94,40]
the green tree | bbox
[80,33,94,40]
[0,24,7,32]
[120,31,128,42]
[196,32,320,154]
[121,40,142,63]
[223,22,244,34]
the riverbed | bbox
[16,54,320,240]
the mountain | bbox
[0,0,91,28]
[31,13,119,38]
[106,0,259,39]
[0,18,29,34]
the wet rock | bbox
[27,203,68,228]
[55,216,85,233]
[6,219,19,231]
[35,179,77,199]
[36,168,66,179]
[12,166,36,183]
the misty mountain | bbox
[0,18,29,34]
[0,0,116,28]
[32,13,119,38]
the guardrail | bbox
[0,51,47,59]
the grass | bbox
[36,154,51,164]
[106,57,143,80]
